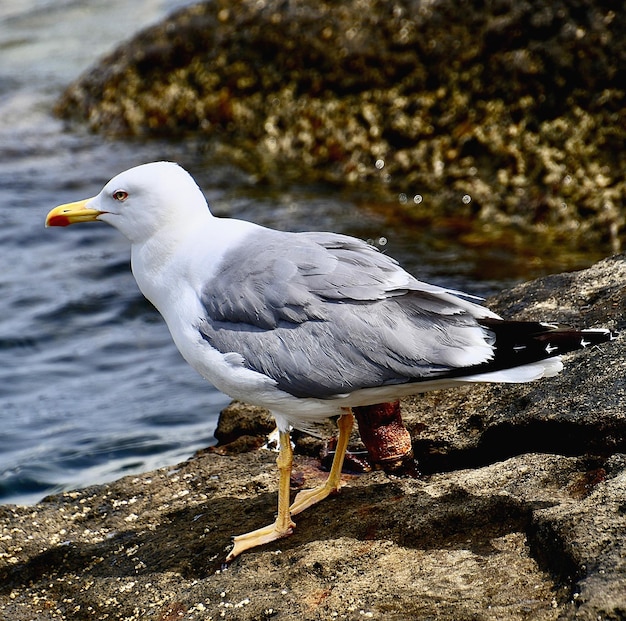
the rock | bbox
[404,253,626,474]
[55,0,626,254]
[213,400,275,446]
[1,256,624,620]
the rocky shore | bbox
[1,255,624,620]
[55,0,626,255]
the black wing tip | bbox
[477,320,616,370]
[581,327,618,346]
[528,326,616,355]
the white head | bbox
[46,162,212,244]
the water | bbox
[0,0,228,505]
[0,1,602,506]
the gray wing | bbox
[199,228,495,398]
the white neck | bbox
[129,215,260,313]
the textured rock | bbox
[1,255,624,620]
[405,252,626,475]
[56,0,626,254]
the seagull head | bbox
[45,162,210,243]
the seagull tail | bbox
[462,319,616,380]
[450,321,616,385]
[482,319,615,356]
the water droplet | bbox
[462,194,472,204]
[413,194,423,204]
[398,193,408,204]
[375,159,385,170]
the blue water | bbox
[0,1,599,506]
[0,0,228,505]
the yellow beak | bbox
[45,198,102,227]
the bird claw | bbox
[226,519,295,562]
[289,482,340,516]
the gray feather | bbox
[199,228,494,398]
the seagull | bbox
[46,162,614,560]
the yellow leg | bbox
[289,408,354,516]
[227,429,296,561]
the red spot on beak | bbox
[46,214,72,227]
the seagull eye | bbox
[112,190,128,202]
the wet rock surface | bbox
[56,0,626,254]
[1,256,625,619]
